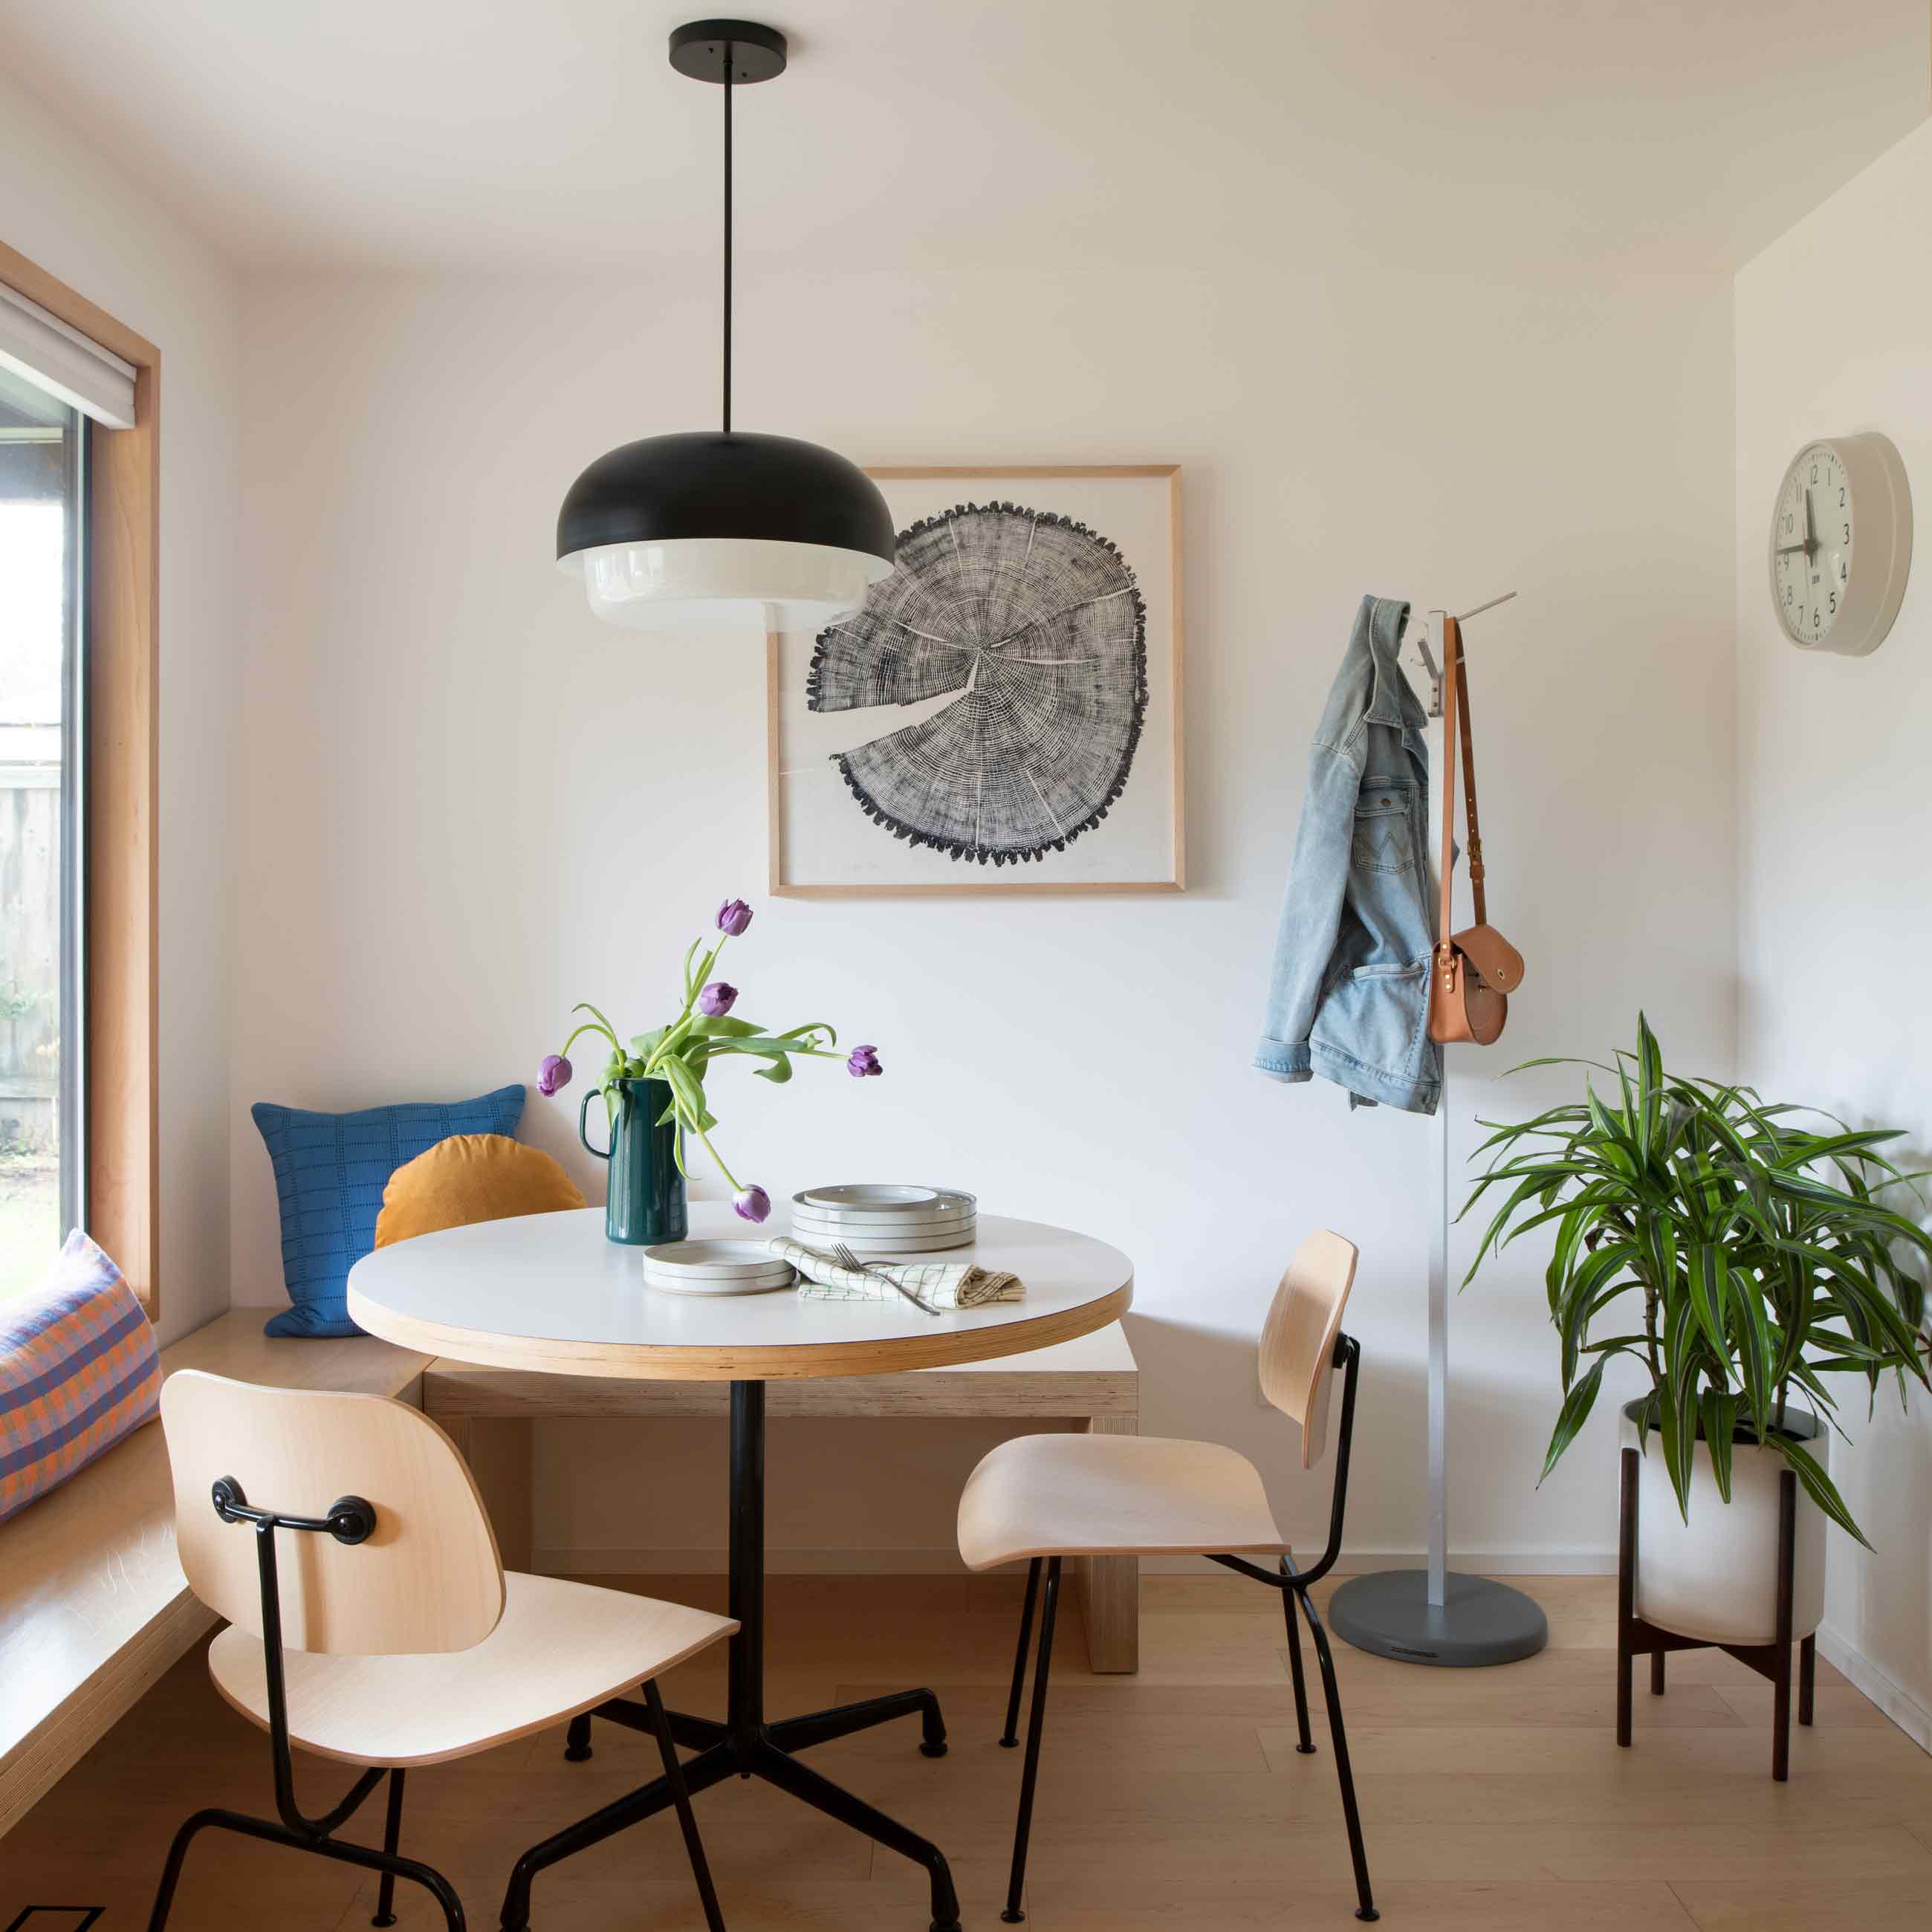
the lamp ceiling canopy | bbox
[554,19,893,631]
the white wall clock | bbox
[1769,432,1913,655]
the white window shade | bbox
[0,282,137,429]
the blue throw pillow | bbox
[252,1086,525,1338]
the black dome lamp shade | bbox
[555,21,895,630]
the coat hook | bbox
[1455,590,1518,623]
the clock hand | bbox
[1774,541,1809,555]
[1803,487,1817,557]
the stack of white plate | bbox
[788,1184,977,1257]
[641,1240,796,1297]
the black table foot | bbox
[767,1685,948,1759]
[751,1739,961,1929]
[502,1740,738,1929]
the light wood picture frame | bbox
[768,464,1184,896]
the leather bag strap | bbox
[1436,617,1487,945]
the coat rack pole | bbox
[1327,605,1548,1667]
[1427,605,1452,1610]
[1428,965,1450,1608]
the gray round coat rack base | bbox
[1328,1569,1549,1668]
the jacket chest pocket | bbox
[1351,791,1414,875]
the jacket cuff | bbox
[1253,1037,1311,1083]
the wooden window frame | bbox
[0,240,160,1317]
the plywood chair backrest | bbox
[161,1370,506,1657]
[1257,1230,1359,1470]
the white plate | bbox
[788,1182,973,1213]
[790,1209,975,1231]
[798,1184,938,1209]
[791,1212,976,1237]
[641,1240,792,1278]
[644,1271,795,1297]
[794,1231,977,1256]
[644,1262,795,1284]
[797,1183,976,1211]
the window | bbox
[0,244,158,1314]
[0,366,83,1298]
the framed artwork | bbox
[768,464,1184,895]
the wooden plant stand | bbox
[1617,1445,1815,1780]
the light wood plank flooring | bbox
[3,1574,1928,1930]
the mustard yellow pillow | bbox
[374,1134,585,1248]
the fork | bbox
[830,1240,944,1316]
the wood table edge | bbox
[347,1281,1133,1381]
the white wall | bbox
[229,250,1737,1570]
[1735,120,1932,1748]
[0,69,239,1343]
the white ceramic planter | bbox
[1619,1400,1826,1647]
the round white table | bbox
[348,1205,1132,1932]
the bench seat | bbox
[0,1311,431,1837]
[422,1321,1142,1670]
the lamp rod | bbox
[722,44,733,434]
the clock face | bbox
[1768,432,1912,657]
[1771,442,1850,647]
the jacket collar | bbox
[1361,595,1426,732]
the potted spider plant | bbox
[1464,1014,1932,1645]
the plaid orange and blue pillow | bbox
[0,1229,161,1525]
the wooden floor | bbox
[4,1573,1931,1931]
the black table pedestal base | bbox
[502,1381,960,1932]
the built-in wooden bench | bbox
[0,1312,431,1838]
[423,1321,1143,1671]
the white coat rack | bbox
[1326,598,1549,1668]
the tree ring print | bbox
[806,502,1148,866]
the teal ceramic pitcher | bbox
[580,1076,687,1245]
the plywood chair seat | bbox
[957,1433,1287,1570]
[962,1231,1382,1924]
[208,1570,736,1768]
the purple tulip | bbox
[846,1044,884,1078]
[538,1053,572,1097]
[698,981,738,1017]
[716,898,753,936]
[733,1184,771,1223]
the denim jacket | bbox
[1254,595,1440,1114]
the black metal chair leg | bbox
[149,1808,464,1932]
[644,1679,727,1932]
[1298,1589,1378,1922]
[146,1806,221,1932]
[372,1768,406,1926]
[1000,1557,1042,1748]
[565,1711,594,1761]
[1280,1558,1315,1754]
[1002,1556,1060,1925]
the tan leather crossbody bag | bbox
[1427,617,1524,1046]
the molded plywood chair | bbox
[150,1371,737,1932]
[958,1230,1376,1922]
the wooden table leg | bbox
[1075,1413,1139,1673]
[444,1415,534,1572]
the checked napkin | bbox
[767,1237,1024,1308]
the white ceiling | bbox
[1,0,1926,276]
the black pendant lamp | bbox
[556,20,895,630]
